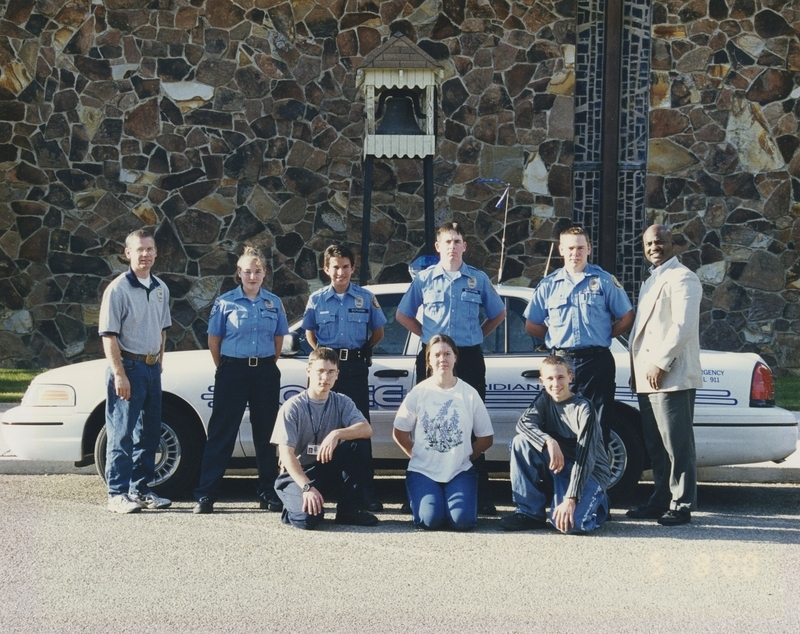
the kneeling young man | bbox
[271,347,379,530]
[499,355,611,534]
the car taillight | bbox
[749,362,775,407]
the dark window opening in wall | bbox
[573,0,652,301]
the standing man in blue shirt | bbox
[524,225,634,445]
[302,243,387,511]
[396,222,506,513]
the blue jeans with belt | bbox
[105,359,162,496]
[194,357,281,502]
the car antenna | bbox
[477,178,510,283]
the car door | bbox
[368,292,417,460]
[482,293,548,461]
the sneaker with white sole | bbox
[107,493,142,514]
[132,491,172,509]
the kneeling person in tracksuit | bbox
[499,355,611,534]
[271,347,380,530]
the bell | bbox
[376,97,424,135]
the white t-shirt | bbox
[393,377,493,483]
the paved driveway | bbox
[1,474,798,633]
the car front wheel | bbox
[93,401,203,498]
[606,411,645,503]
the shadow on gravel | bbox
[206,477,799,542]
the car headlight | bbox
[21,384,77,407]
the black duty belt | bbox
[120,350,160,365]
[552,346,607,358]
[333,348,367,362]
[222,355,275,367]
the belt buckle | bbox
[248,356,258,367]
[339,348,348,361]
[145,354,159,365]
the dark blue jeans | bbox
[510,436,609,534]
[194,357,281,502]
[406,467,479,531]
[105,359,162,496]
[274,439,370,530]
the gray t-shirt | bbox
[98,269,171,356]
[270,391,365,466]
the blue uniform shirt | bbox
[523,263,633,350]
[301,283,387,349]
[397,262,505,347]
[208,287,290,358]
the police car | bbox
[2,283,797,502]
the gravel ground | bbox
[0,475,798,633]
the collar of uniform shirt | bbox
[431,261,467,278]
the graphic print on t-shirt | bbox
[421,399,463,453]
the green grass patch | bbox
[0,369,43,403]
[775,375,800,411]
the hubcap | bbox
[151,422,181,486]
[607,429,627,487]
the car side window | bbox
[507,297,541,353]
[481,296,544,355]
[372,293,410,356]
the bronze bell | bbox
[376,97,424,135]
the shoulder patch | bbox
[611,275,623,289]
[371,295,381,309]
[210,299,221,316]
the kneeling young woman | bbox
[392,334,494,530]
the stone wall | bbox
[0,0,574,368]
[0,0,798,375]
[647,0,800,374]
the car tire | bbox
[93,401,203,499]
[606,410,646,504]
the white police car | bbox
[2,283,796,501]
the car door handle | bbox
[521,370,539,379]
[374,369,409,378]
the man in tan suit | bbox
[626,225,702,526]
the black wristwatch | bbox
[302,483,312,493]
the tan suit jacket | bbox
[630,257,702,393]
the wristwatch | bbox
[302,483,312,493]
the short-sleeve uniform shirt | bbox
[301,283,386,349]
[397,262,505,347]
[208,287,289,358]
[523,264,632,350]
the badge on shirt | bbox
[210,299,220,316]
[354,295,364,308]
[589,277,600,292]
[372,295,381,309]
[467,276,476,289]
[612,275,623,289]
[265,299,273,309]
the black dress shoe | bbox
[400,501,412,514]
[478,503,497,516]
[363,499,384,512]
[626,504,667,519]
[658,509,691,526]
[259,495,283,512]
[193,497,214,514]
[335,509,380,527]
[498,513,548,531]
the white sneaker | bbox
[108,493,142,514]
[132,491,172,509]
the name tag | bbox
[307,444,320,455]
